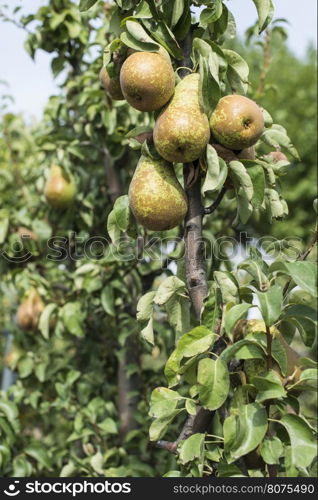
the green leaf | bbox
[198,357,230,410]
[25,444,52,470]
[199,1,223,28]
[257,285,283,327]
[229,161,253,202]
[39,304,57,339]
[136,291,155,321]
[165,294,190,339]
[260,436,284,465]
[224,303,253,336]
[154,276,186,306]
[61,302,85,337]
[0,209,9,244]
[0,400,18,422]
[149,387,183,418]
[287,368,318,393]
[202,147,227,197]
[252,370,287,403]
[224,403,268,463]
[223,50,249,94]
[214,270,240,304]
[79,0,98,11]
[149,409,184,441]
[120,32,159,53]
[279,414,317,469]
[101,286,115,316]
[140,317,154,345]
[239,259,269,291]
[165,326,217,387]
[107,195,136,244]
[179,433,205,465]
[261,127,300,160]
[280,304,317,347]
[171,0,185,28]
[247,163,265,208]
[284,262,317,297]
[251,0,275,33]
[221,339,265,364]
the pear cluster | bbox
[100,50,264,231]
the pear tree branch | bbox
[156,28,211,454]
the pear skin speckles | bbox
[210,95,264,150]
[129,156,188,231]
[120,52,175,112]
[153,73,210,163]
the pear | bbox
[120,52,175,112]
[153,73,210,163]
[265,151,288,163]
[210,95,264,150]
[16,288,44,332]
[44,165,76,209]
[99,66,124,100]
[129,155,188,231]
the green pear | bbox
[129,155,188,231]
[210,95,264,150]
[153,73,210,163]
[44,165,76,209]
[99,66,124,100]
[120,52,175,112]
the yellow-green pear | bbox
[16,288,44,332]
[210,95,264,150]
[129,156,188,231]
[120,52,175,112]
[153,73,210,163]
[99,66,124,100]
[44,165,76,209]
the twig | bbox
[265,325,273,370]
[204,186,227,214]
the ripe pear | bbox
[99,66,124,100]
[16,289,44,332]
[210,95,264,150]
[44,165,76,209]
[153,73,210,163]
[129,155,188,231]
[120,52,175,112]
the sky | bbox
[0,0,317,119]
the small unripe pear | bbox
[265,151,288,163]
[120,52,175,112]
[44,165,76,209]
[99,66,124,100]
[16,289,44,332]
[129,155,188,231]
[153,73,210,163]
[210,95,264,150]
